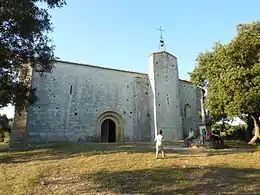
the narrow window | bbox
[184,104,192,118]
[70,85,72,95]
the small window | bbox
[184,104,192,118]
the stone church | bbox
[11,51,203,144]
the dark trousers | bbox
[184,137,193,147]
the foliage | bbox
[0,114,11,142]
[3,132,10,143]
[190,21,260,143]
[0,114,11,132]
[212,123,247,140]
[0,0,66,112]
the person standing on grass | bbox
[154,129,165,158]
[201,128,206,145]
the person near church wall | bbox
[184,128,195,147]
[154,129,165,158]
[201,128,206,145]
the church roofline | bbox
[54,60,191,83]
[148,51,177,59]
[179,79,193,84]
[55,60,148,76]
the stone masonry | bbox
[10,51,202,144]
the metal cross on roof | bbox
[157,26,165,51]
[157,26,164,38]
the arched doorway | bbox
[101,119,116,142]
[97,111,124,142]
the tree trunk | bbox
[248,115,260,144]
[246,116,253,141]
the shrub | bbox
[212,123,247,140]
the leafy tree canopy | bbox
[0,0,66,111]
[190,21,260,144]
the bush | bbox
[0,115,11,142]
[3,132,10,143]
[212,123,247,141]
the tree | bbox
[190,21,260,144]
[0,0,66,112]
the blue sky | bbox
[48,0,260,79]
[1,0,260,118]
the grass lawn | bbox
[0,141,259,195]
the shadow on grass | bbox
[0,143,156,164]
[78,166,260,194]
[0,142,257,164]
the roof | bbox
[148,51,177,59]
[55,60,194,84]
[179,79,193,84]
[56,60,148,76]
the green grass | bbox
[0,142,259,195]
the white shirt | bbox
[154,134,164,146]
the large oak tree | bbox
[0,0,66,112]
[190,21,260,144]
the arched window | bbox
[184,104,191,118]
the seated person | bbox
[184,128,195,147]
[206,130,212,139]
[211,129,223,144]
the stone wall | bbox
[12,51,202,144]
[26,61,151,143]
[179,80,201,137]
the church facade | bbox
[11,51,202,144]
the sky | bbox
[1,0,260,118]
